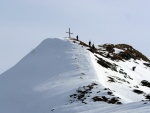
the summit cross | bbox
[66,28,73,38]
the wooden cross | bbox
[66,28,73,38]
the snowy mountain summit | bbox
[1,38,150,113]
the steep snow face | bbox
[1,38,150,113]
[91,53,150,103]
[90,43,150,103]
[0,38,99,113]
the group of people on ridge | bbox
[76,35,95,50]
[75,35,136,71]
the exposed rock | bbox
[141,80,150,88]
[133,89,143,94]
[70,83,98,104]
[143,63,150,67]
[92,96,121,104]
[145,94,150,100]
[108,77,116,83]
[97,44,150,62]
[96,56,118,72]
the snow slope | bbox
[0,38,100,113]
[0,38,150,113]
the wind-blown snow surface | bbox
[0,38,150,113]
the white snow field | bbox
[0,38,150,113]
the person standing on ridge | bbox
[89,41,91,47]
[92,44,95,50]
[76,35,79,41]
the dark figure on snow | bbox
[89,41,91,47]
[106,53,110,58]
[76,35,79,41]
[132,66,136,71]
[92,44,95,50]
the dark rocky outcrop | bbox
[92,96,122,104]
[97,44,150,62]
[133,89,143,94]
[143,63,150,67]
[141,80,150,88]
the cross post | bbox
[66,28,73,38]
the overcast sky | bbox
[0,0,150,74]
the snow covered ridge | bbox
[71,39,150,104]
[0,38,150,113]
